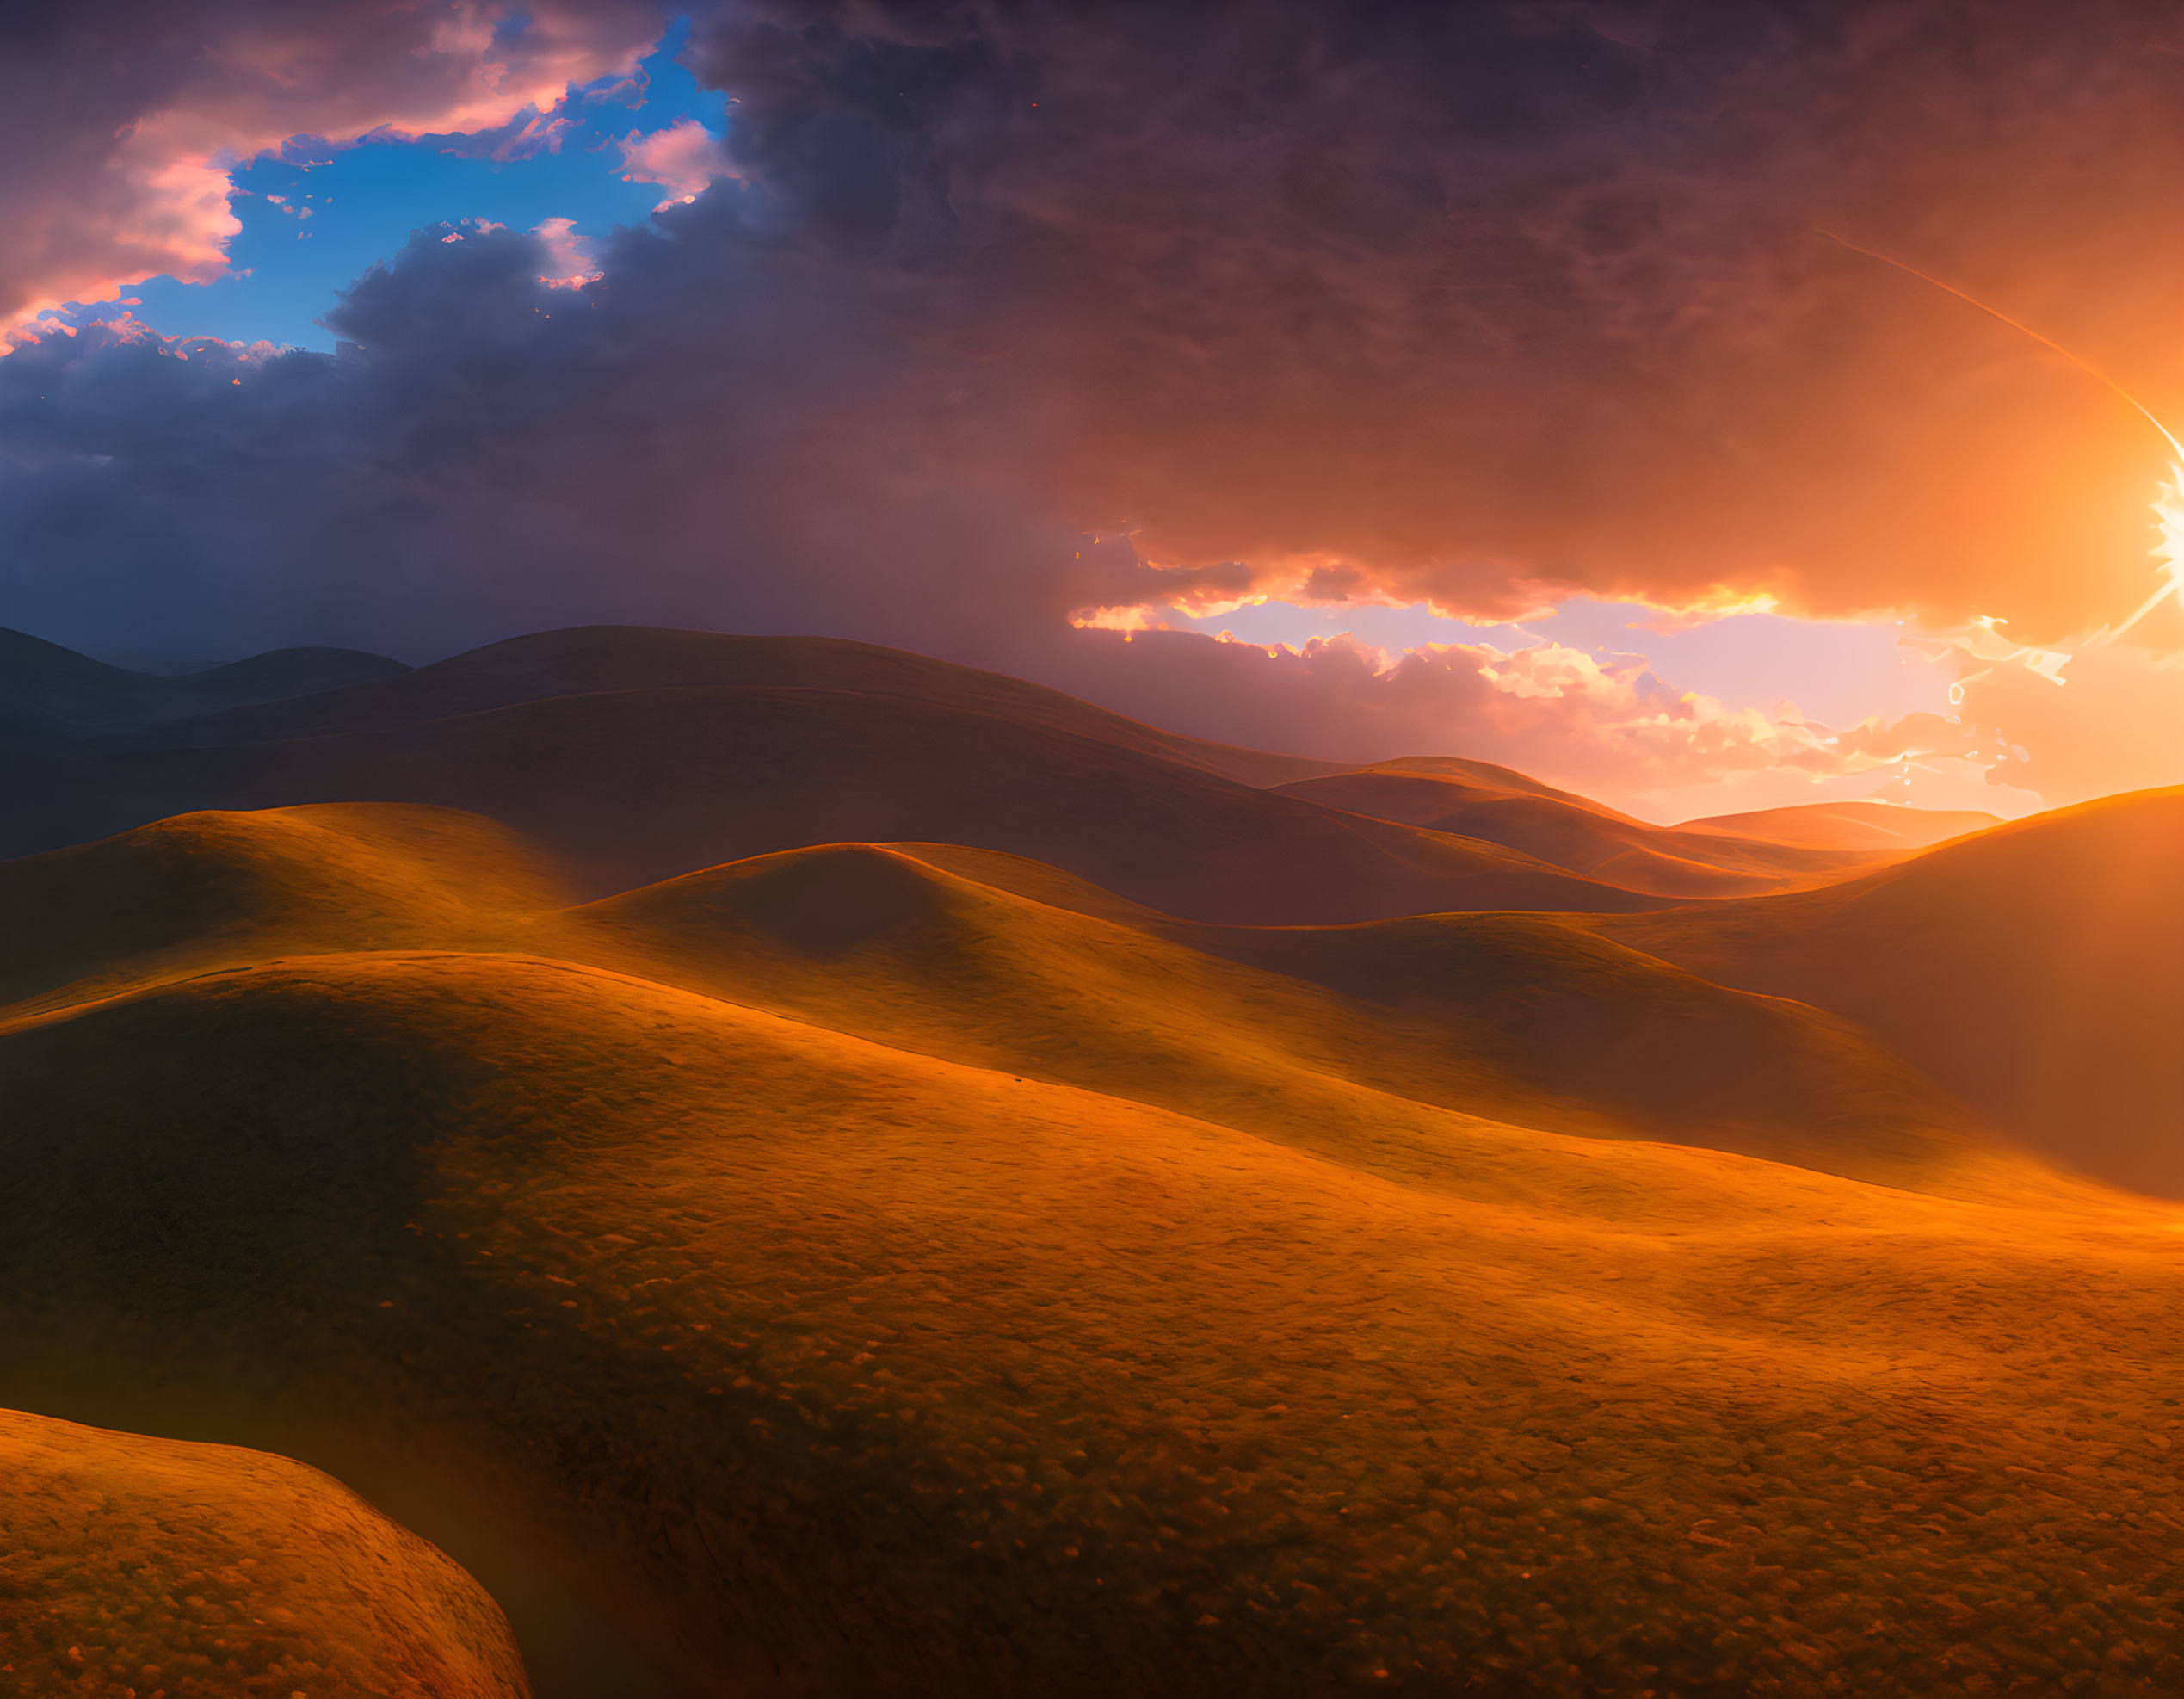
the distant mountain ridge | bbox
[85,624,1351,788]
[0,626,1671,921]
[0,622,1986,917]
[0,625,409,744]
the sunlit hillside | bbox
[16,2,2184,1693]
[0,1406,527,1696]
[1272,762,1906,898]
[3,782,2183,1696]
[1599,785,2184,1195]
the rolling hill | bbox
[1597,784,2184,1195]
[83,624,1348,788]
[0,625,408,744]
[4,802,2183,1697]
[0,1406,527,1697]
[1272,762,1901,898]
[1675,799,2003,851]
[7,622,2002,919]
[0,678,1672,922]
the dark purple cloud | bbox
[688,0,2184,636]
[6,1,2184,809]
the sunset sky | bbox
[6,1,2184,820]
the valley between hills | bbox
[3,624,2181,1697]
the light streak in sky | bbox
[1823,231,2184,688]
[1821,231,2184,461]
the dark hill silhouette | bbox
[0,685,1669,921]
[1600,787,2184,1195]
[142,624,1350,787]
[0,625,407,743]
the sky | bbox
[52,20,728,352]
[4,1,2184,822]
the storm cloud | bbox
[6,0,2184,808]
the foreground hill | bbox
[1272,761,1902,898]
[1,683,1670,921]
[0,1406,527,1696]
[3,804,2181,1696]
[1600,786,2184,1195]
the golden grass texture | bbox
[0,805,2024,1199]
[3,803,2184,1695]
[0,1406,527,1698]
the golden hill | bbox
[0,806,2029,1201]
[1599,784,2184,1196]
[0,1406,527,1697]
[1274,763,1918,899]
[4,803,2184,1696]
[571,841,2031,1201]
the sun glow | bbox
[2098,463,2184,646]
[1829,232,2184,699]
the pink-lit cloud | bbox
[618,118,736,210]
[1037,626,2011,820]
[0,2,663,339]
[532,217,601,287]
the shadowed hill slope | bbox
[1360,755,1628,811]
[7,623,1947,916]
[0,626,408,743]
[0,1406,529,1697]
[1675,799,2002,850]
[0,806,2017,1200]
[0,687,1669,921]
[1274,766,1890,898]
[571,840,2028,1202]
[3,803,2182,1696]
[128,624,1351,788]
[1599,787,2184,1195]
